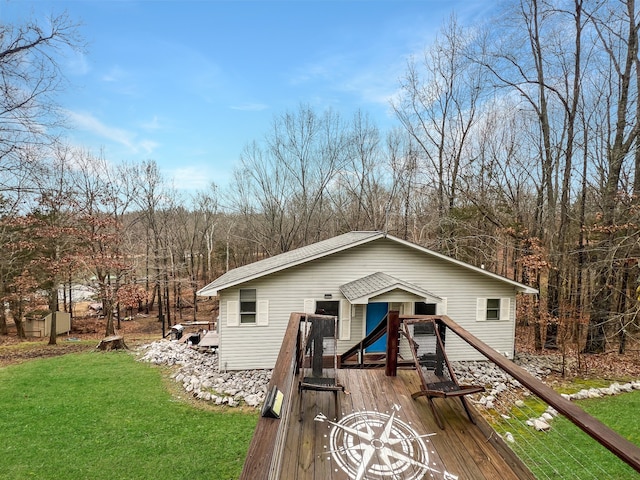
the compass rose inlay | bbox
[315,404,458,480]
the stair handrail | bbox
[339,312,388,366]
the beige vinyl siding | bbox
[349,304,365,353]
[218,237,519,370]
[370,289,423,304]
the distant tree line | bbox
[2,1,640,358]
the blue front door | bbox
[366,302,389,353]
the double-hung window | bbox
[240,288,257,324]
[477,297,510,322]
[227,289,268,326]
[486,299,501,320]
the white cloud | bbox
[167,165,214,191]
[139,139,159,155]
[230,103,269,112]
[289,53,400,109]
[66,110,157,155]
[67,51,90,76]
[140,115,162,131]
[101,66,127,83]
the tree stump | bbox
[96,335,128,351]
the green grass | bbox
[494,390,640,479]
[0,351,258,480]
[579,391,640,450]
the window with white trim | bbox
[486,299,500,320]
[476,297,510,321]
[304,298,351,341]
[240,288,257,324]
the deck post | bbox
[385,310,400,377]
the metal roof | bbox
[339,272,441,304]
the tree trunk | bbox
[584,256,612,354]
[68,270,73,321]
[104,297,115,337]
[618,265,630,354]
[0,302,7,335]
[48,288,58,345]
[96,335,128,351]
[534,318,543,352]
[14,316,25,338]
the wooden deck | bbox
[240,312,535,480]
[241,312,640,479]
[279,367,533,480]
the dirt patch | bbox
[0,341,95,367]
[515,324,640,382]
[0,301,217,367]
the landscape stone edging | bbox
[136,341,640,417]
[136,340,271,408]
[452,355,640,439]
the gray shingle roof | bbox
[197,230,538,296]
[197,231,383,296]
[339,272,441,304]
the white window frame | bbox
[239,288,257,324]
[303,298,351,341]
[476,297,510,322]
[227,289,269,327]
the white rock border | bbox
[136,340,272,408]
[452,358,640,440]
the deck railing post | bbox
[385,310,400,377]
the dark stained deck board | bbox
[313,389,336,480]
[398,368,485,478]
[406,369,527,480]
[379,371,447,479]
[278,367,534,480]
[344,367,416,478]
[386,371,457,478]
[433,397,509,479]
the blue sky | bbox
[2,0,495,191]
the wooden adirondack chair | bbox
[403,317,485,429]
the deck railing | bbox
[241,311,640,479]
[239,312,303,480]
[398,314,640,477]
[338,312,388,367]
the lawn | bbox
[0,351,258,480]
[495,389,640,479]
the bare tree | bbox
[0,12,83,184]
[135,160,176,338]
[584,0,640,353]
[228,105,349,256]
[393,15,485,249]
[331,111,392,233]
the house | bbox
[197,231,537,371]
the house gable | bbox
[211,235,534,370]
[198,231,537,298]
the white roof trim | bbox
[197,231,538,296]
[340,272,441,305]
